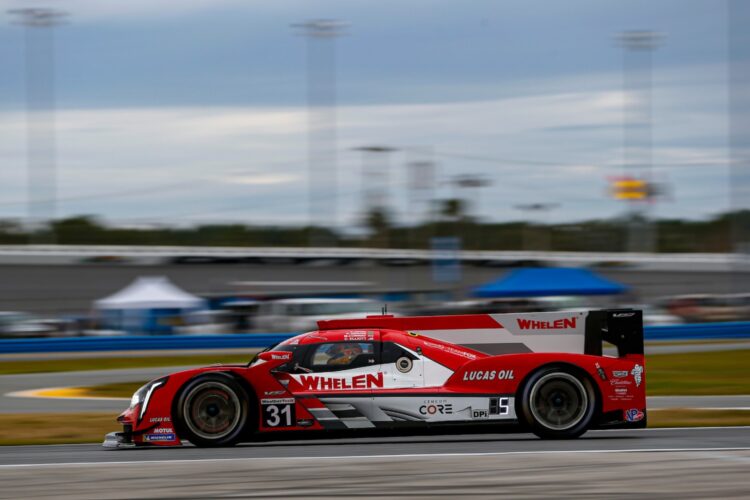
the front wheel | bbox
[519,367,596,439]
[175,374,250,447]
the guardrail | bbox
[1,322,749,354]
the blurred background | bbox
[0,0,749,337]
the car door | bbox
[378,341,424,389]
[284,340,380,429]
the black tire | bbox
[518,366,596,439]
[175,373,250,447]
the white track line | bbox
[2,447,750,469]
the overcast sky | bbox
[0,0,743,228]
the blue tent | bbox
[472,267,628,298]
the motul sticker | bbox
[150,427,175,434]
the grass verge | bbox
[648,409,750,428]
[646,349,750,395]
[0,413,115,445]
[0,354,252,376]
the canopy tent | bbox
[96,276,205,310]
[472,267,628,298]
[95,277,205,334]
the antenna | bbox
[381,304,388,315]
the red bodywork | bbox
[116,313,647,446]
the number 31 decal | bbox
[261,398,296,428]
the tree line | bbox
[0,206,747,253]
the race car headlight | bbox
[129,377,167,422]
[129,385,148,409]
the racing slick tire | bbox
[519,366,596,440]
[175,373,250,447]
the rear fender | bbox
[445,353,646,419]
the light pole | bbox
[354,145,397,241]
[9,8,67,244]
[617,30,662,253]
[292,19,346,246]
[729,0,750,290]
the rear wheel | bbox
[175,374,249,447]
[519,367,596,439]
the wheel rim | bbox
[183,381,242,440]
[529,372,588,431]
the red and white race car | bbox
[104,309,646,447]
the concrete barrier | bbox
[0,333,296,354]
[1,322,749,354]
[644,321,750,341]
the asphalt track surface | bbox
[0,427,749,499]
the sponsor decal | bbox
[261,398,295,405]
[612,312,635,318]
[595,362,607,381]
[423,341,477,360]
[262,400,295,427]
[289,338,300,345]
[297,419,314,427]
[264,390,286,396]
[611,385,633,400]
[462,370,515,382]
[625,408,645,422]
[144,433,176,442]
[150,427,175,434]
[612,370,629,378]
[297,373,384,391]
[631,364,643,387]
[343,330,376,341]
[149,417,171,423]
[419,399,453,415]
[516,317,577,330]
[610,379,632,386]
[271,352,292,361]
[472,409,489,419]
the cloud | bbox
[0,64,732,226]
[0,0,258,23]
[224,173,300,186]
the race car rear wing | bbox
[584,309,644,357]
[318,309,643,357]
